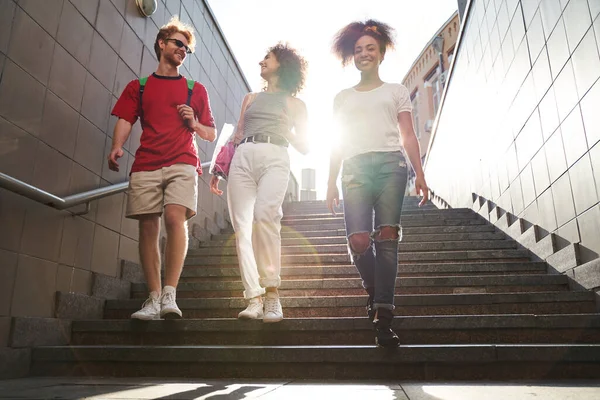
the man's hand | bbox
[326,183,340,216]
[177,104,197,129]
[210,175,223,195]
[414,175,429,207]
[108,147,124,172]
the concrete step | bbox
[202,232,508,247]
[281,212,480,226]
[133,275,569,298]
[70,314,600,346]
[281,208,473,220]
[179,261,548,281]
[184,249,532,266]
[277,219,487,232]
[212,224,499,240]
[31,344,600,380]
[104,292,597,319]
[188,240,517,257]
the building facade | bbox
[402,11,460,165]
[0,0,251,331]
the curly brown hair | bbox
[263,43,308,96]
[154,16,196,61]
[332,19,396,66]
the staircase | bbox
[31,198,600,380]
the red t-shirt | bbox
[112,73,215,175]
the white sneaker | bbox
[131,292,161,320]
[160,286,182,319]
[238,298,263,320]
[263,292,283,323]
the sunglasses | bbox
[165,38,192,54]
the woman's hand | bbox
[326,183,340,216]
[210,175,223,195]
[414,175,429,206]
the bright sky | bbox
[206,0,458,199]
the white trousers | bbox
[227,142,290,299]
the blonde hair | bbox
[154,16,196,60]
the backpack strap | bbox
[138,76,149,120]
[186,78,194,106]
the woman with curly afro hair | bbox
[327,20,429,347]
[210,43,309,323]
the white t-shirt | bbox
[333,82,412,161]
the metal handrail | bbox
[0,161,211,215]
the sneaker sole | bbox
[375,338,400,348]
[161,310,182,320]
[131,314,161,321]
[263,316,283,323]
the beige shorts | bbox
[126,163,198,220]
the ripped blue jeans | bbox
[341,151,408,311]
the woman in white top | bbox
[327,20,429,347]
[210,43,309,323]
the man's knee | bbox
[164,205,188,230]
[348,232,371,254]
[139,214,160,238]
[375,226,399,241]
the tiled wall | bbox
[426,0,600,258]
[0,0,250,332]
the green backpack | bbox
[138,76,195,120]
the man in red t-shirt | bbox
[108,16,216,320]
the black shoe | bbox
[373,308,400,348]
[366,294,375,322]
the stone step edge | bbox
[71,313,600,332]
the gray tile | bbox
[143,18,158,53]
[532,47,552,104]
[553,60,580,122]
[532,146,552,194]
[74,116,106,176]
[537,186,559,232]
[541,0,563,39]
[118,234,139,265]
[569,153,599,214]
[90,224,120,277]
[31,138,73,197]
[563,0,593,50]
[71,268,92,294]
[0,60,45,136]
[96,192,124,233]
[8,8,55,85]
[595,15,600,64]
[81,73,111,132]
[571,27,600,98]
[95,0,125,52]
[516,111,544,169]
[510,176,525,215]
[48,44,87,111]
[561,106,589,167]
[109,0,128,16]
[56,0,93,67]
[73,217,95,271]
[590,141,600,198]
[69,0,99,25]
[544,128,568,183]
[0,190,28,253]
[40,91,79,158]
[150,0,166,28]
[18,0,63,36]
[0,249,18,316]
[0,0,16,54]
[577,204,600,254]
[0,116,39,183]
[11,254,58,318]
[527,8,547,64]
[556,217,580,245]
[165,0,181,16]
[591,0,600,20]
[538,86,560,141]
[546,18,570,79]
[20,202,64,262]
[113,58,136,97]
[120,23,143,76]
[581,78,600,147]
[68,162,100,223]
[88,31,119,90]
[124,0,146,40]
[55,263,73,293]
[521,164,537,208]
[551,171,577,226]
[141,45,157,78]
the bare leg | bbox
[163,204,189,288]
[138,214,162,294]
